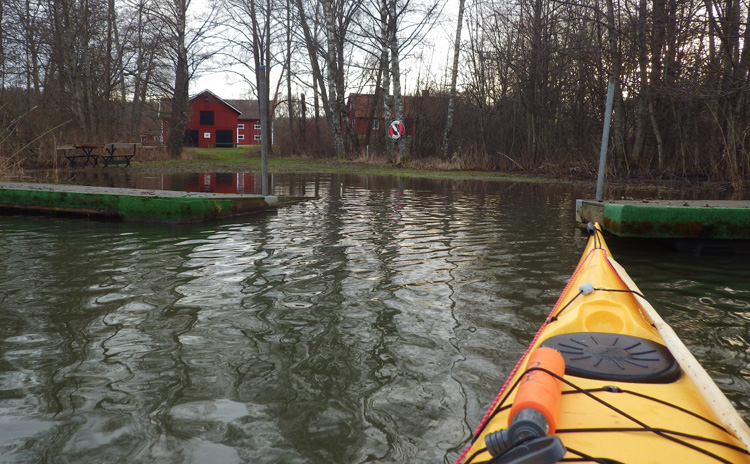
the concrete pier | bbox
[0,182,278,223]
[576,199,750,239]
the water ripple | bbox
[1,178,748,463]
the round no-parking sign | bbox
[389,120,404,140]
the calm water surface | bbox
[1,174,748,463]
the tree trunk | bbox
[295,0,336,153]
[605,0,625,167]
[363,65,382,151]
[440,0,465,160]
[334,10,358,154]
[648,96,664,171]
[380,0,394,162]
[299,93,307,146]
[314,90,321,139]
[286,0,295,153]
[388,0,408,163]
[168,49,189,158]
[322,0,345,158]
[631,0,649,167]
[168,0,189,159]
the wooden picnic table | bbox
[205,142,241,148]
[56,143,154,168]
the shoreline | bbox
[4,149,748,197]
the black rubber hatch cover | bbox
[540,332,682,383]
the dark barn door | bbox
[216,130,233,147]
[183,130,199,147]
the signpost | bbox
[259,65,269,195]
[389,120,404,140]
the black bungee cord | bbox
[461,366,747,464]
[462,225,745,463]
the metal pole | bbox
[596,77,615,201]
[259,65,269,196]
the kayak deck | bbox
[459,224,750,464]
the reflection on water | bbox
[0,175,748,463]
[183,173,258,194]
[15,168,750,201]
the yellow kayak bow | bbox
[458,223,750,464]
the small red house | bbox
[168,90,261,148]
[225,98,262,146]
[347,93,420,138]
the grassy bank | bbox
[132,147,745,198]
[5,145,737,195]
[133,146,567,184]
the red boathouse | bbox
[166,90,261,148]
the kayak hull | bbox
[459,224,750,464]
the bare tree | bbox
[439,0,465,160]
[294,0,362,158]
[294,0,328,149]
[46,0,104,140]
[377,0,394,160]
[151,0,220,158]
[322,0,347,157]
[386,0,408,163]
[121,0,167,139]
[4,0,750,185]
[356,0,441,162]
[285,0,297,153]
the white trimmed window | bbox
[254,135,261,141]
[372,119,380,130]
[238,134,245,140]
[238,124,245,129]
[254,124,261,130]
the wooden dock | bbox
[576,199,750,239]
[0,182,278,223]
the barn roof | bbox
[189,89,259,119]
[225,99,260,120]
[189,90,241,114]
[347,92,441,119]
[162,90,261,121]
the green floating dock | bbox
[576,199,750,239]
[0,182,278,223]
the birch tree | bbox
[367,0,441,163]
[294,0,362,158]
[322,0,347,157]
[439,0,465,160]
[379,1,394,160]
[386,0,408,163]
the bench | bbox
[205,142,241,148]
[56,144,99,167]
[102,143,138,167]
[57,143,153,168]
